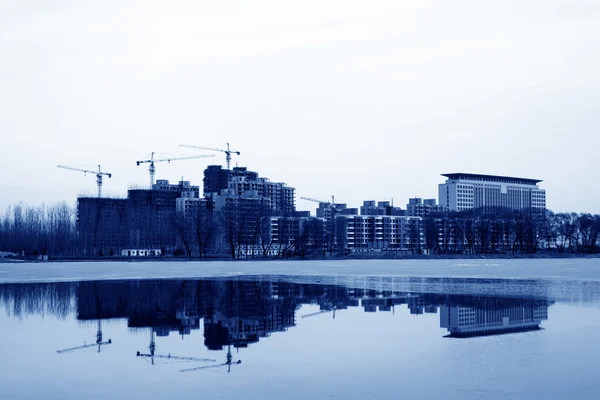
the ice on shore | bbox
[0,258,599,284]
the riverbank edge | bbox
[4,252,600,263]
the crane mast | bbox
[56,320,112,354]
[136,152,215,187]
[179,143,240,170]
[136,329,216,365]
[57,164,112,198]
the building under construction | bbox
[77,179,200,256]
[77,197,128,256]
[203,166,296,214]
[76,164,301,257]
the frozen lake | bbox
[1,258,600,284]
[1,260,599,399]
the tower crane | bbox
[180,345,241,373]
[57,165,112,198]
[300,195,338,217]
[301,195,341,255]
[136,329,216,365]
[57,320,112,354]
[136,152,215,187]
[179,143,240,170]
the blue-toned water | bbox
[1,270,600,399]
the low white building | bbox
[121,249,162,257]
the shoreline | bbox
[1,258,600,285]
[3,251,600,263]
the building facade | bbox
[265,216,328,256]
[406,198,446,217]
[203,165,231,196]
[340,215,423,252]
[314,202,358,219]
[211,191,272,254]
[127,189,180,252]
[204,166,296,214]
[77,180,202,256]
[153,179,200,198]
[360,201,405,216]
[439,173,546,212]
[76,197,128,256]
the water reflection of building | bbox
[362,297,405,313]
[75,280,203,339]
[203,281,297,350]
[440,297,549,338]
[0,277,554,348]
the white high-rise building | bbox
[438,173,546,212]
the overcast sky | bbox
[1,0,599,214]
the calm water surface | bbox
[1,276,599,399]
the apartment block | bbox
[340,215,423,252]
[204,166,295,214]
[360,200,405,216]
[315,203,358,219]
[153,179,200,198]
[406,198,446,217]
[76,197,128,256]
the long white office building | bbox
[440,298,549,337]
[438,173,546,212]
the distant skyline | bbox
[1,1,599,213]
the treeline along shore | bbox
[1,201,600,261]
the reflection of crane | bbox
[136,329,216,365]
[179,143,240,170]
[136,152,215,187]
[57,320,112,354]
[301,305,337,319]
[180,345,241,373]
[57,165,112,198]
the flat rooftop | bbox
[442,173,542,185]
